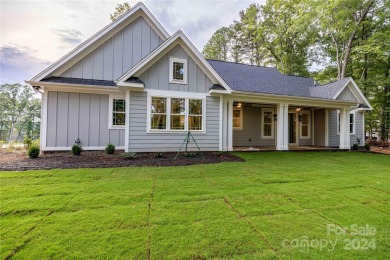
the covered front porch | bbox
[220,94,355,151]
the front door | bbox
[288,113,297,146]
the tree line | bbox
[202,0,389,140]
[0,84,41,142]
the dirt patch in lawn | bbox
[369,147,390,155]
[0,149,244,171]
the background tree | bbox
[110,2,131,21]
[0,84,40,142]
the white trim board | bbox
[333,78,372,110]
[42,146,125,151]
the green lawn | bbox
[1,152,389,259]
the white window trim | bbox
[337,110,355,135]
[299,110,311,139]
[169,57,188,84]
[233,107,243,130]
[147,92,206,133]
[350,111,355,135]
[261,108,274,139]
[108,95,126,129]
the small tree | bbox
[110,3,131,21]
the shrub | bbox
[154,152,164,158]
[364,144,370,151]
[122,152,137,159]
[185,152,197,158]
[72,144,82,155]
[28,145,40,158]
[24,137,32,149]
[105,144,115,154]
[352,143,359,151]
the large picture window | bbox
[109,96,126,129]
[262,108,274,138]
[169,57,187,84]
[150,96,203,131]
[300,111,311,139]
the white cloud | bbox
[0,0,265,84]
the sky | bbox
[0,0,265,85]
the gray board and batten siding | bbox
[233,106,275,147]
[46,91,125,148]
[139,44,213,93]
[60,16,163,81]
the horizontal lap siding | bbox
[314,109,325,146]
[351,111,364,146]
[128,92,220,152]
[328,109,365,147]
[46,91,125,149]
[328,109,339,147]
[233,106,275,146]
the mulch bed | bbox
[0,150,244,171]
[369,147,390,155]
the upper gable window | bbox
[169,57,187,84]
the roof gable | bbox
[30,2,169,82]
[116,31,231,92]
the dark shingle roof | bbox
[207,59,353,100]
[210,84,226,90]
[207,59,314,97]
[41,77,116,87]
[310,77,351,99]
[125,77,144,84]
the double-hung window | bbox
[262,108,274,138]
[233,108,243,130]
[300,111,311,139]
[150,96,203,131]
[109,96,126,129]
[337,110,355,134]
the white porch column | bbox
[222,97,228,151]
[276,103,289,151]
[227,99,233,151]
[124,90,130,152]
[339,107,350,149]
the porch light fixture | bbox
[273,114,277,121]
[296,107,301,112]
[237,103,242,108]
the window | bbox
[151,97,167,130]
[150,96,203,131]
[262,109,274,138]
[300,111,311,139]
[169,57,187,84]
[350,113,355,134]
[233,108,243,130]
[337,110,355,135]
[109,96,126,128]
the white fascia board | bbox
[232,91,357,108]
[209,89,232,95]
[116,81,144,88]
[27,82,123,95]
[30,2,169,82]
[116,30,231,91]
[332,78,373,110]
